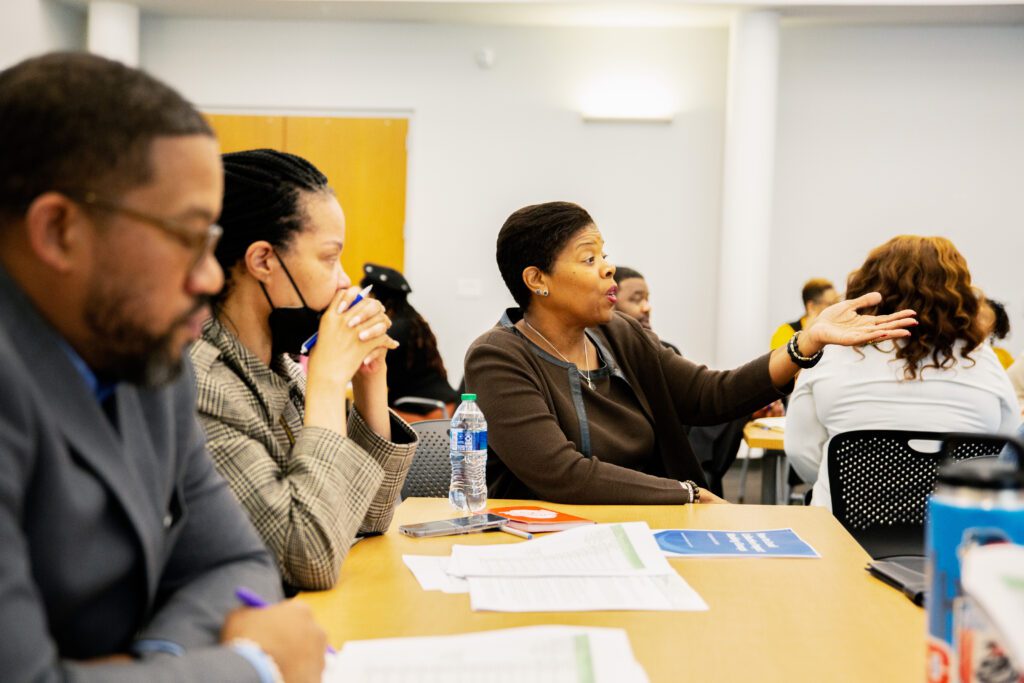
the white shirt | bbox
[785,340,1020,510]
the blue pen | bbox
[300,284,374,356]
[235,587,337,654]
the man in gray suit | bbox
[0,53,326,681]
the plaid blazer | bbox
[189,319,418,591]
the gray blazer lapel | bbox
[0,268,160,596]
[116,385,178,596]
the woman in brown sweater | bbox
[464,202,917,505]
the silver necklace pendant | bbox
[581,331,594,389]
[523,317,595,389]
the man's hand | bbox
[222,601,327,683]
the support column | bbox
[715,10,780,369]
[87,1,139,67]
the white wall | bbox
[773,24,1024,351]
[141,18,729,378]
[0,0,84,68]
[3,7,1022,368]
[142,16,1024,375]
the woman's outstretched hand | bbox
[804,291,917,352]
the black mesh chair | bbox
[400,419,451,499]
[827,430,1006,559]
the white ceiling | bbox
[58,0,1024,26]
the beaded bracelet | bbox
[786,331,824,369]
[682,479,701,504]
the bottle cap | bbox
[937,458,1024,490]
[461,393,477,401]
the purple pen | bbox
[299,284,373,356]
[235,586,269,608]
[235,587,336,654]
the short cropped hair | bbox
[801,278,835,306]
[0,52,212,223]
[496,202,595,309]
[613,266,644,285]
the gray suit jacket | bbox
[0,267,283,682]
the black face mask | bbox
[262,254,323,356]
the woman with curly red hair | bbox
[787,235,1020,510]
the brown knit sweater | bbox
[464,309,788,504]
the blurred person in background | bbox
[977,295,1013,369]
[770,278,840,351]
[613,264,752,496]
[361,263,459,419]
[613,266,680,354]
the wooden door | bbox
[205,113,408,278]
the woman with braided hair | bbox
[189,149,418,592]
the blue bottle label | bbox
[451,429,487,452]
[926,496,1024,681]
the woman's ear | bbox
[244,241,275,283]
[522,266,548,297]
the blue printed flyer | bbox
[653,528,820,558]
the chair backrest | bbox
[401,419,451,500]
[827,430,1005,532]
[393,396,451,419]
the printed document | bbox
[323,625,649,683]
[467,573,708,612]
[447,522,673,577]
[401,555,469,593]
[400,522,709,613]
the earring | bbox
[543,290,549,297]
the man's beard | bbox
[83,280,208,388]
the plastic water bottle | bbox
[449,393,488,514]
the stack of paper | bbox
[323,625,649,683]
[401,555,467,594]
[403,522,708,612]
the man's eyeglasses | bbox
[67,191,222,272]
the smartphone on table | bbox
[399,513,508,538]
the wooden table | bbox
[743,420,788,505]
[300,498,924,682]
